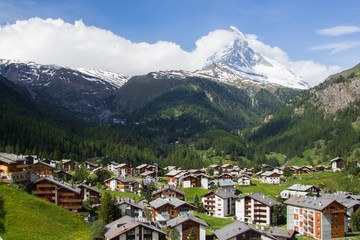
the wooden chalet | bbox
[105,177,133,192]
[53,170,73,182]
[218,173,233,180]
[214,222,276,240]
[61,160,77,172]
[77,183,102,204]
[0,153,29,183]
[167,213,208,240]
[152,186,186,200]
[27,161,55,177]
[32,176,82,213]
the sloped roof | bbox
[287,184,315,192]
[241,192,281,207]
[77,183,102,194]
[268,228,296,238]
[117,198,144,210]
[214,221,276,240]
[202,189,237,199]
[321,194,360,209]
[167,213,208,228]
[285,195,345,211]
[34,176,81,194]
[104,177,133,183]
[165,170,185,177]
[151,186,186,197]
[149,198,195,209]
[104,216,166,239]
[211,179,237,187]
[261,171,279,177]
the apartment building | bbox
[202,189,237,217]
[151,186,186,200]
[285,195,347,239]
[104,177,133,192]
[236,192,281,226]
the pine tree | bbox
[90,219,106,240]
[169,227,180,240]
[99,192,118,224]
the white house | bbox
[260,171,280,184]
[237,175,251,186]
[280,184,319,199]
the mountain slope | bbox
[247,63,360,159]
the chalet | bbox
[117,198,146,222]
[330,157,343,171]
[262,164,274,172]
[150,198,197,228]
[32,176,82,213]
[285,195,347,239]
[260,171,280,184]
[237,174,251,186]
[166,170,185,186]
[114,163,134,177]
[140,171,156,178]
[77,183,102,204]
[104,216,167,240]
[201,189,237,217]
[181,173,211,189]
[167,213,208,240]
[105,177,133,192]
[84,161,98,170]
[209,179,237,193]
[221,164,233,173]
[27,161,55,177]
[274,167,284,175]
[0,153,29,183]
[135,163,149,174]
[280,184,319,199]
[61,159,77,172]
[322,193,360,221]
[209,164,220,175]
[236,192,281,226]
[214,221,276,240]
[151,186,186,200]
[268,228,296,240]
[106,162,120,172]
[218,173,233,180]
[53,170,73,182]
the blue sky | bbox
[0,0,359,85]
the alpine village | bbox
[1,18,360,240]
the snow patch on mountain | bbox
[76,68,129,88]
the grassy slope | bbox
[0,184,91,240]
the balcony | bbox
[62,205,82,210]
[60,193,75,197]
[32,190,53,194]
[60,198,82,203]
[38,184,53,188]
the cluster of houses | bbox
[1,151,356,239]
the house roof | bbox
[321,194,360,209]
[285,195,345,211]
[214,221,276,240]
[31,161,55,169]
[104,216,166,239]
[330,157,343,163]
[165,170,184,177]
[77,183,102,194]
[211,179,237,187]
[0,153,20,164]
[140,171,155,176]
[260,171,279,177]
[202,189,237,199]
[117,198,144,210]
[151,185,186,197]
[135,163,148,169]
[166,213,208,228]
[104,177,133,183]
[268,228,296,238]
[34,176,81,194]
[242,193,281,207]
[149,198,195,209]
[287,184,316,192]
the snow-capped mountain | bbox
[195,26,309,90]
[75,68,129,88]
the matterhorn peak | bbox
[228,26,246,39]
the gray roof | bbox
[77,183,102,194]
[0,153,18,164]
[166,213,208,228]
[32,161,55,169]
[202,189,237,199]
[211,179,237,187]
[151,185,186,197]
[104,177,133,183]
[117,198,144,210]
[135,163,148,169]
[104,216,165,239]
[165,170,185,177]
[321,194,360,209]
[330,157,343,163]
[34,176,81,194]
[242,193,281,207]
[149,198,195,209]
[261,171,279,177]
[214,221,276,240]
[287,184,315,192]
[285,195,345,211]
[268,228,296,238]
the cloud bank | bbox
[0,17,340,87]
[316,25,360,36]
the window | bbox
[295,208,299,213]
[128,229,135,235]
[144,228,151,234]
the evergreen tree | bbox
[194,193,199,206]
[0,195,5,234]
[90,219,106,240]
[99,192,118,224]
[351,208,360,232]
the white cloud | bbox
[310,42,360,54]
[0,17,340,87]
[317,25,360,36]
[245,34,341,87]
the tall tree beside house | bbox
[0,194,5,234]
[351,208,360,232]
[99,192,119,224]
[187,229,196,240]
[169,227,180,240]
[90,219,106,240]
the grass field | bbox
[0,184,91,240]
[193,212,235,235]
[182,187,211,203]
